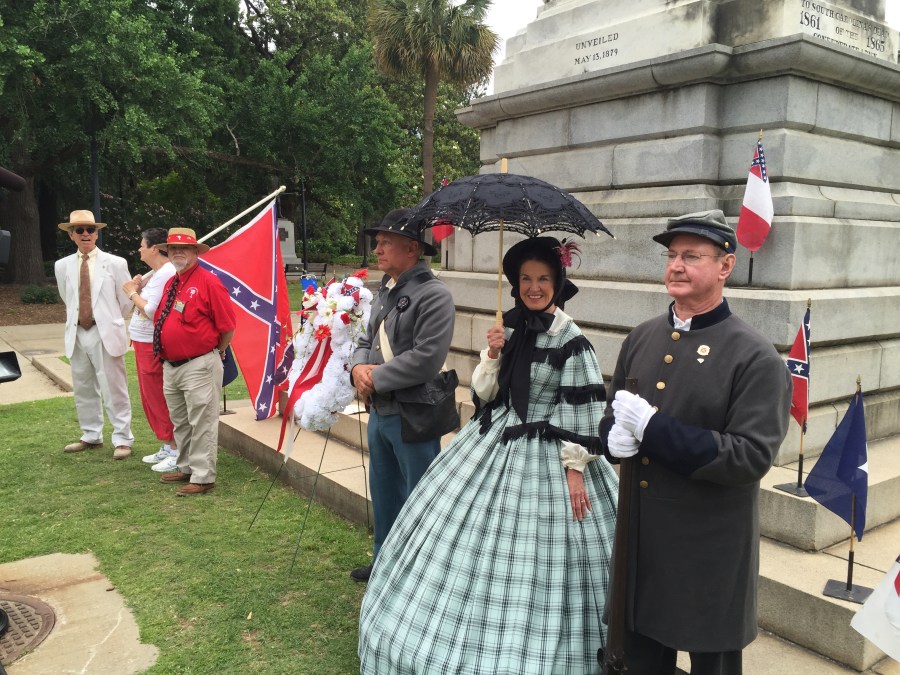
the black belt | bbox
[166,350,214,368]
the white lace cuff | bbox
[560,441,598,472]
[471,347,501,402]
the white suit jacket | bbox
[55,249,132,358]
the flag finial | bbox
[759,129,763,140]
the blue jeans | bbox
[368,409,440,561]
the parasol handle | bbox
[495,157,508,327]
[496,218,505,326]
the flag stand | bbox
[774,424,808,497]
[289,427,332,575]
[822,496,873,604]
[353,395,372,533]
[747,251,755,287]
[220,390,236,415]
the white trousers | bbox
[70,325,134,447]
[163,351,222,484]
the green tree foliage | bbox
[368,0,498,195]
[0,0,488,282]
[0,0,219,283]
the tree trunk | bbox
[422,63,439,198]
[1,143,46,285]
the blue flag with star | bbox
[804,388,868,541]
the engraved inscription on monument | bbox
[797,0,891,58]
[573,32,621,67]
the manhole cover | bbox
[0,593,55,665]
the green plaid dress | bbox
[359,319,618,674]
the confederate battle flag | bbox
[201,201,294,420]
[786,306,811,432]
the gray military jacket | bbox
[601,299,791,652]
[350,260,455,417]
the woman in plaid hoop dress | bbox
[359,237,618,674]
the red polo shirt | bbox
[156,263,236,361]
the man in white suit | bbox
[55,210,134,459]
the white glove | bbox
[612,390,656,441]
[607,422,640,458]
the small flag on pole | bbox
[804,386,868,541]
[787,305,811,432]
[736,135,774,252]
[850,553,900,661]
[432,176,454,243]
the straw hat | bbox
[155,227,210,254]
[58,210,106,232]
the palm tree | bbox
[369,0,498,196]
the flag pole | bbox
[793,299,813,493]
[847,496,857,590]
[197,185,286,244]
[495,158,508,327]
[822,376,873,604]
[141,186,287,281]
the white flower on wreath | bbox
[287,270,373,431]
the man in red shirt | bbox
[153,228,236,496]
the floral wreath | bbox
[286,269,373,431]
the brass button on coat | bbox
[640,480,649,489]
[671,332,681,340]
[664,355,674,363]
[641,457,650,465]
[656,381,666,390]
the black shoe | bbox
[350,564,372,582]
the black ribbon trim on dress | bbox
[532,335,593,369]
[557,383,606,405]
[476,335,599,435]
[501,420,603,455]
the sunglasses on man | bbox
[72,227,96,235]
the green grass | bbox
[0,352,370,673]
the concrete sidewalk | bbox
[0,323,159,674]
[0,323,71,405]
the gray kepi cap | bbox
[652,209,737,253]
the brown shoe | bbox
[176,482,215,496]
[160,471,191,483]
[113,446,131,460]
[64,440,103,453]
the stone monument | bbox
[440,0,900,669]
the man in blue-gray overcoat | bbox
[349,208,455,582]
[602,210,791,675]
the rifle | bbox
[601,376,639,674]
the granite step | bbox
[761,434,900,551]
[758,519,899,671]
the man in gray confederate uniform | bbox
[601,209,791,675]
[349,208,455,582]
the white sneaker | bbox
[142,446,173,464]
[151,455,178,472]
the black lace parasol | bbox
[406,172,614,239]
